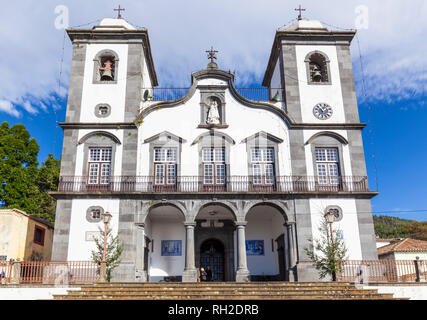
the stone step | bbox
[62,290,384,297]
[54,293,396,300]
[70,288,380,294]
[86,282,353,287]
[79,286,358,292]
[52,282,403,300]
[82,284,355,290]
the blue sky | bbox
[1,1,426,221]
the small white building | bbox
[378,238,427,261]
[376,238,402,249]
[50,15,378,282]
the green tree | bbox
[403,221,427,241]
[91,226,124,282]
[35,154,60,223]
[373,215,411,239]
[305,215,348,281]
[0,122,60,222]
[0,122,40,212]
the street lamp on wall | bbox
[99,211,112,282]
[324,210,336,281]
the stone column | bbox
[283,223,290,281]
[286,222,297,281]
[135,223,147,282]
[182,222,197,282]
[235,221,250,282]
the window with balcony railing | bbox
[153,148,177,190]
[202,147,226,191]
[251,148,275,190]
[87,147,112,189]
[315,148,340,186]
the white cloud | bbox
[0,100,21,118]
[0,0,426,117]
[40,102,48,112]
[22,101,38,115]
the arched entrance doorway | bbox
[195,202,236,281]
[200,239,225,281]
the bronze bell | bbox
[312,65,322,82]
[272,91,280,102]
[101,69,113,81]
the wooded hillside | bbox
[374,215,427,241]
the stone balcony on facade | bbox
[54,175,375,196]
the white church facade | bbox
[51,16,378,282]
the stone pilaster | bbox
[112,199,137,282]
[286,222,297,282]
[135,223,147,282]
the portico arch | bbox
[245,202,294,281]
[243,200,290,222]
[146,200,187,221]
[143,202,186,282]
[195,201,239,221]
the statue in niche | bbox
[206,99,220,125]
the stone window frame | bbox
[92,49,120,84]
[308,134,347,178]
[243,132,283,179]
[94,103,112,118]
[304,51,332,85]
[86,206,104,223]
[324,205,343,222]
[198,90,228,129]
[80,133,120,177]
[192,131,235,179]
[144,132,185,178]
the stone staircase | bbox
[53,282,404,300]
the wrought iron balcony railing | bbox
[57,176,370,193]
[142,88,284,102]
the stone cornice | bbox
[59,121,365,130]
[59,122,137,129]
[292,123,367,130]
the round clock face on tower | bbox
[313,103,333,120]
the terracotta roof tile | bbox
[378,238,427,256]
[376,238,403,242]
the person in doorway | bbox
[200,267,207,282]
[206,265,213,281]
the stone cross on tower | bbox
[295,5,306,20]
[206,47,218,63]
[206,47,218,70]
[114,5,125,19]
